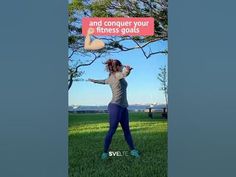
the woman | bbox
[88,59,140,160]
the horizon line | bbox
[69,103,166,107]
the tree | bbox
[68,0,168,90]
[157,65,168,108]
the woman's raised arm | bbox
[115,66,133,80]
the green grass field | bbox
[69,112,167,177]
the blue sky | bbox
[69,40,167,106]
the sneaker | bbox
[130,149,140,158]
[101,152,108,160]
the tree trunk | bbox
[68,74,73,90]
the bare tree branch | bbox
[131,38,167,59]
[68,0,168,89]
[68,52,104,90]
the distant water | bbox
[69,104,166,111]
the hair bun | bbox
[104,59,122,74]
[104,59,113,66]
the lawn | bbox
[69,112,167,177]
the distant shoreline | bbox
[68,104,167,113]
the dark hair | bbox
[103,59,122,74]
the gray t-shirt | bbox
[93,70,130,108]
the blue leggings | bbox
[104,103,135,153]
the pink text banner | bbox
[82,17,154,36]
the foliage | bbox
[68,0,168,90]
